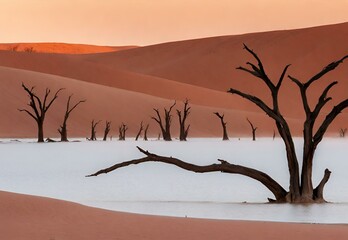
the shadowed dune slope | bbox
[1,191,348,240]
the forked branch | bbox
[86,147,288,201]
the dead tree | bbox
[177,99,191,141]
[88,45,348,203]
[89,120,100,141]
[152,102,176,141]
[144,124,149,141]
[103,121,111,141]
[58,95,85,142]
[246,118,257,141]
[135,121,144,141]
[119,123,128,141]
[18,83,64,142]
[339,128,347,137]
[213,112,229,140]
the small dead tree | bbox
[143,124,149,141]
[119,123,128,141]
[135,121,144,141]
[246,118,257,141]
[177,99,191,141]
[18,83,64,143]
[103,121,111,141]
[214,112,229,140]
[8,45,19,52]
[58,95,85,142]
[24,47,35,53]
[339,128,347,137]
[152,102,176,141]
[89,120,100,141]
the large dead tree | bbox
[177,99,191,141]
[119,123,128,141]
[214,112,229,140]
[246,118,257,141]
[88,120,100,141]
[18,83,64,142]
[58,95,85,142]
[103,121,111,141]
[87,45,348,203]
[152,102,176,141]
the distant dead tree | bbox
[177,99,191,141]
[144,124,149,141]
[213,112,229,140]
[8,45,19,52]
[18,83,64,143]
[273,130,276,140]
[151,102,176,141]
[135,121,144,141]
[246,118,257,141]
[103,121,111,141]
[118,123,128,141]
[339,128,347,137]
[88,120,100,141]
[24,47,35,53]
[58,95,85,142]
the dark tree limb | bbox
[86,147,288,202]
[177,99,191,141]
[118,123,128,141]
[88,120,100,141]
[143,124,149,141]
[313,169,331,201]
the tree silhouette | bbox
[135,121,144,141]
[177,99,191,141]
[339,128,347,137]
[143,124,149,141]
[87,45,348,203]
[246,118,257,141]
[103,121,111,141]
[118,123,128,141]
[152,102,176,141]
[18,83,63,142]
[88,120,100,141]
[214,112,229,140]
[58,95,85,142]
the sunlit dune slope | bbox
[0,42,136,54]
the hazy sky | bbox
[1,0,348,46]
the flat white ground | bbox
[1,138,348,223]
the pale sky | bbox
[1,0,348,46]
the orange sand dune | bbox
[1,66,293,138]
[0,23,348,138]
[1,191,348,240]
[0,42,136,54]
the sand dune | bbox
[0,42,136,54]
[1,190,348,240]
[1,66,292,138]
[0,23,348,138]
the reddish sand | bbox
[1,191,347,240]
[0,22,348,138]
[0,42,136,54]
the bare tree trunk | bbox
[103,121,111,141]
[144,124,149,141]
[247,118,257,141]
[339,128,347,137]
[38,121,44,143]
[177,99,191,141]
[90,120,100,141]
[135,121,144,141]
[214,112,229,140]
[119,123,128,141]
